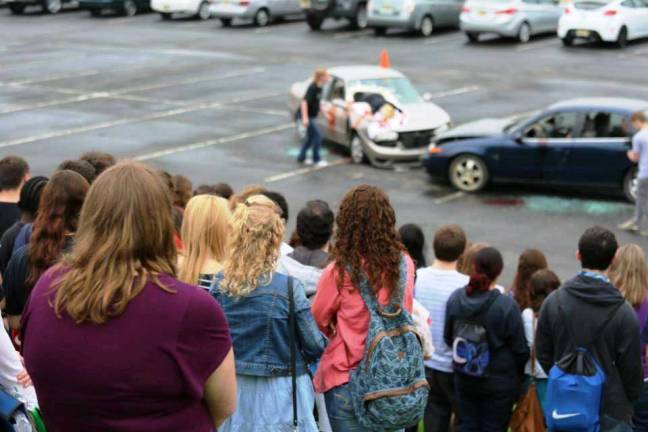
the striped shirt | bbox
[415,267,469,372]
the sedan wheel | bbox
[9,3,26,13]
[254,8,270,26]
[449,155,489,192]
[517,22,531,43]
[122,0,137,16]
[350,135,367,165]
[352,4,367,30]
[419,15,434,37]
[197,1,210,19]
[624,167,638,203]
[44,0,62,14]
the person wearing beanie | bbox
[0,176,48,276]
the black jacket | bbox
[536,274,642,423]
[444,288,530,393]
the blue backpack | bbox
[349,256,429,431]
[544,291,622,432]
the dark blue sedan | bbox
[424,98,648,202]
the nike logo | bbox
[552,410,581,420]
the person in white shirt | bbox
[414,225,468,432]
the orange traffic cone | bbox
[379,49,391,68]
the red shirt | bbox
[311,257,415,393]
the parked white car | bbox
[210,0,302,26]
[152,0,212,18]
[559,0,648,47]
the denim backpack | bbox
[544,291,622,432]
[349,256,429,431]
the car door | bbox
[630,0,648,37]
[516,110,582,183]
[520,0,544,33]
[546,110,631,186]
[537,0,560,31]
[319,77,349,145]
[284,0,301,14]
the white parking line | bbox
[430,86,480,99]
[226,106,288,116]
[265,159,348,183]
[134,123,294,161]
[434,191,465,204]
[0,94,104,115]
[424,35,466,45]
[0,71,101,86]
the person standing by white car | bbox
[621,111,648,236]
[297,69,329,167]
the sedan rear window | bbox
[574,0,613,9]
[348,78,422,104]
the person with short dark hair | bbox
[414,224,468,432]
[57,160,97,184]
[0,156,29,237]
[172,175,193,209]
[621,111,648,235]
[289,200,334,269]
[536,226,642,429]
[212,183,234,200]
[261,191,289,224]
[399,224,426,270]
[445,247,529,432]
[79,151,116,176]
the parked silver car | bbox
[367,0,463,36]
[288,66,452,168]
[210,0,302,26]
[460,0,562,43]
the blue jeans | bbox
[297,119,321,163]
[633,381,648,432]
[324,384,404,432]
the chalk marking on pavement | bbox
[434,191,465,205]
[515,40,559,52]
[429,86,480,99]
[133,123,294,161]
[265,159,348,183]
[333,29,374,39]
[424,35,466,45]
[255,28,272,34]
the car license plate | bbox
[299,0,310,8]
[576,29,590,37]
[477,10,487,15]
[163,4,170,10]
[381,4,393,13]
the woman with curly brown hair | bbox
[311,184,416,432]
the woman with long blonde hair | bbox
[178,194,230,289]
[212,195,325,432]
[21,162,237,432]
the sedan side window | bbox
[524,112,579,139]
[634,0,648,7]
[621,0,635,7]
[581,112,630,138]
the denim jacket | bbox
[211,272,326,377]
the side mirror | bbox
[422,92,433,102]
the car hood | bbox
[436,117,512,141]
[397,103,450,132]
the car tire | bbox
[466,31,479,43]
[43,0,61,13]
[196,1,210,19]
[350,3,367,30]
[121,0,137,16]
[8,3,26,13]
[419,15,434,37]
[90,7,102,15]
[374,27,387,36]
[517,22,531,43]
[624,167,638,203]
[561,34,574,47]
[448,154,489,192]
[616,26,628,49]
[306,14,323,30]
[160,11,172,19]
[350,134,368,165]
[253,8,270,26]
[220,17,232,26]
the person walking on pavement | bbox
[621,111,648,235]
[297,69,329,167]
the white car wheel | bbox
[44,0,62,14]
[254,8,270,26]
[449,155,489,192]
[518,22,531,43]
[353,4,368,29]
[420,15,434,37]
[624,167,638,203]
[197,1,210,19]
[122,0,137,16]
[351,135,366,165]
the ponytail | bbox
[467,273,492,295]
[466,247,503,296]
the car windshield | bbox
[503,113,533,133]
[348,78,422,104]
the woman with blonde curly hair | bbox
[178,195,230,289]
[311,184,416,431]
[211,195,326,432]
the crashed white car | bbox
[288,65,452,168]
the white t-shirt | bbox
[415,267,469,372]
[0,328,38,410]
[523,307,547,379]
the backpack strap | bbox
[287,277,298,431]
[557,289,624,350]
[465,289,500,320]
[354,254,408,318]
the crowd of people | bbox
[0,151,647,432]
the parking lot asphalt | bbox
[1,7,648,283]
